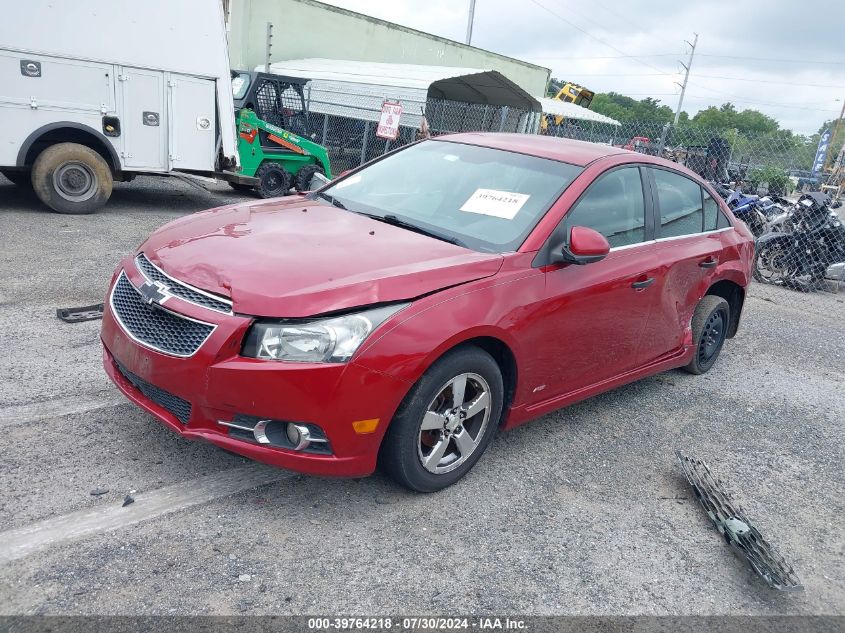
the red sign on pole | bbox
[376,101,403,140]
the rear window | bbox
[653,169,704,238]
[703,191,719,231]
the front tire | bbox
[379,346,503,492]
[255,163,292,199]
[684,295,730,375]
[293,164,324,192]
[31,143,112,214]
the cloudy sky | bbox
[318,0,844,135]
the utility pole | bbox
[465,0,476,45]
[674,33,698,125]
[264,22,273,73]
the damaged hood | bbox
[139,197,503,317]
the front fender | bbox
[353,268,544,403]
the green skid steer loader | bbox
[230,70,332,197]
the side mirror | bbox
[556,226,610,265]
[308,171,330,191]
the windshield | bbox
[232,72,250,100]
[320,140,582,253]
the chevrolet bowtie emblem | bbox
[138,279,172,306]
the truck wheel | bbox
[293,164,324,192]
[31,143,112,214]
[255,163,291,199]
[1,170,32,188]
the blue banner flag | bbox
[812,129,831,177]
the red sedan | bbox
[101,134,754,492]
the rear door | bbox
[637,167,727,365]
[168,74,216,171]
[119,67,167,170]
[533,165,661,400]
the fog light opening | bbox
[286,423,312,451]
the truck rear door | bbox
[168,74,216,172]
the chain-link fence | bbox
[301,95,845,298]
[306,93,538,173]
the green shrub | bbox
[748,165,792,196]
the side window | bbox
[563,167,646,248]
[703,190,719,231]
[654,169,704,238]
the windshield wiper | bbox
[372,214,468,248]
[315,191,346,210]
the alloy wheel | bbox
[417,372,492,475]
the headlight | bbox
[242,304,408,363]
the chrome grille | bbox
[110,272,215,357]
[115,361,192,424]
[135,253,232,314]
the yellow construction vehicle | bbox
[541,82,595,132]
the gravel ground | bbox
[0,174,843,616]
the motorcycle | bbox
[754,193,845,289]
[727,191,786,237]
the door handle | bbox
[699,258,718,269]
[631,277,655,289]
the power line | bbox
[695,53,845,66]
[691,74,845,89]
[685,93,840,113]
[523,0,840,120]
[535,53,845,66]
[524,0,676,77]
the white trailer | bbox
[0,0,240,213]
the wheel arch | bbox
[396,330,520,427]
[705,279,745,338]
[17,122,120,173]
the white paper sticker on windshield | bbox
[460,189,530,220]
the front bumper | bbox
[101,259,411,477]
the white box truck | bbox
[0,0,241,214]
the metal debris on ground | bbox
[89,488,109,496]
[676,450,803,591]
[56,303,104,323]
[122,495,135,507]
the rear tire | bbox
[293,164,324,192]
[31,143,112,214]
[379,346,503,493]
[1,170,31,188]
[255,163,292,199]
[684,295,730,375]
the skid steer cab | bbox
[230,70,332,198]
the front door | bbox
[532,165,660,400]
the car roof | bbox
[435,132,631,167]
